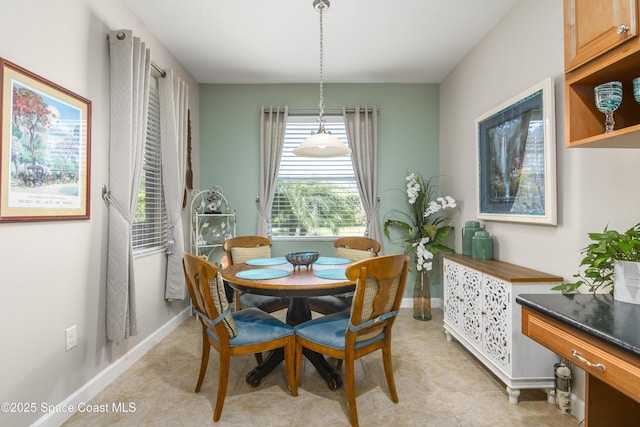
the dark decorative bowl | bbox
[285,251,320,270]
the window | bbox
[271,115,365,239]
[132,79,167,253]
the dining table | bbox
[220,255,355,390]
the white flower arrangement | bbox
[413,237,435,271]
[385,172,459,272]
[406,173,421,204]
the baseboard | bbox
[31,307,192,427]
[571,393,585,423]
[401,297,442,309]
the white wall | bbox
[440,0,640,417]
[0,1,199,425]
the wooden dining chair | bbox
[334,236,381,260]
[307,236,382,315]
[222,235,289,313]
[294,254,409,427]
[182,252,297,422]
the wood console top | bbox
[443,254,563,283]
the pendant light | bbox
[293,0,351,157]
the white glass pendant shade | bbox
[293,129,351,157]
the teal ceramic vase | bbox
[472,230,493,260]
[462,220,481,256]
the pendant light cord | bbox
[317,1,326,130]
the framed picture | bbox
[475,77,556,225]
[1,59,91,221]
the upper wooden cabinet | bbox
[564,0,640,148]
[565,0,638,72]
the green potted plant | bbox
[554,223,640,296]
[383,172,458,320]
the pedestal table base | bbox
[244,297,343,390]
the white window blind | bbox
[132,79,167,252]
[271,115,366,239]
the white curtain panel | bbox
[106,30,151,342]
[344,106,381,242]
[159,70,189,300]
[256,106,288,236]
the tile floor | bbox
[63,309,580,426]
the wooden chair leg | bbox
[284,337,298,396]
[195,326,210,393]
[294,341,304,387]
[382,343,399,403]
[234,290,242,312]
[344,356,359,427]
[213,350,231,422]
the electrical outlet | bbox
[65,325,77,351]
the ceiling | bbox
[122,0,520,84]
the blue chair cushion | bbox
[207,307,294,347]
[294,311,385,351]
[240,292,289,311]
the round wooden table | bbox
[221,258,355,390]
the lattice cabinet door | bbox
[482,275,511,370]
[443,259,462,328]
[460,265,482,348]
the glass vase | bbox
[594,81,623,133]
[413,270,432,321]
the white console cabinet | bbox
[442,254,562,404]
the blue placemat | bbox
[245,257,287,266]
[313,268,347,280]
[315,257,351,265]
[236,269,290,280]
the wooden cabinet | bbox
[564,0,640,148]
[522,306,640,426]
[565,0,637,72]
[443,254,562,403]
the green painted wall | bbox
[199,83,441,295]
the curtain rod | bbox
[288,108,379,115]
[151,61,167,78]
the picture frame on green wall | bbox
[475,76,557,225]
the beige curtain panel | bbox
[105,30,151,342]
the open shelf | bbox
[566,47,640,148]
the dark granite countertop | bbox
[516,293,640,359]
